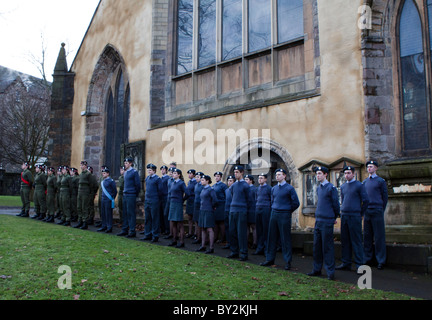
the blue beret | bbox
[366,160,379,167]
[313,166,329,174]
[343,166,355,172]
[275,168,287,175]
[214,171,223,176]
[233,165,244,172]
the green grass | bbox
[0,195,25,207]
[0,215,415,300]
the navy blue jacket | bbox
[256,184,272,208]
[271,182,300,213]
[340,180,369,216]
[145,174,162,202]
[362,175,388,210]
[101,177,117,201]
[225,186,233,212]
[200,185,218,211]
[160,175,169,197]
[315,181,340,223]
[169,179,188,203]
[213,181,228,202]
[194,182,205,205]
[230,180,253,213]
[123,168,141,196]
[186,178,197,202]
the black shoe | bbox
[196,246,206,252]
[140,235,152,241]
[117,231,128,236]
[239,256,248,261]
[163,235,173,239]
[80,223,88,230]
[22,211,30,217]
[377,263,384,270]
[260,260,274,266]
[167,241,177,246]
[126,233,136,238]
[151,237,159,243]
[16,210,25,217]
[327,274,335,280]
[176,242,185,248]
[192,239,201,244]
[226,253,239,259]
[63,221,71,226]
[284,263,291,270]
[222,244,230,249]
[105,229,112,233]
[252,250,264,255]
[307,270,322,277]
[97,227,107,232]
[95,221,102,228]
[205,248,214,254]
[37,214,45,220]
[335,264,351,271]
[31,214,40,219]
[73,222,83,228]
[57,220,65,225]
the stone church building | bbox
[48,0,432,235]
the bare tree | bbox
[0,77,51,169]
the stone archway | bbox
[83,44,129,176]
[222,137,301,229]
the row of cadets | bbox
[98,166,117,233]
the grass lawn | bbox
[0,215,416,301]
[0,195,25,207]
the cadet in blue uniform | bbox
[336,166,369,271]
[99,166,117,233]
[185,169,197,238]
[168,168,188,248]
[261,169,300,270]
[196,175,218,254]
[159,165,170,235]
[192,172,205,244]
[307,166,340,280]
[254,173,272,255]
[141,163,162,242]
[213,172,228,243]
[117,157,141,238]
[245,174,257,249]
[227,165,253,261]
[223,175,235,249]
[363,160,388,270]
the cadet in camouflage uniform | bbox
[55,167,63,218]
[57,166,73,226]
[87,166,99,225]
[31,164,47,220]
[17,161,33,217]
[70,168,79,222]
[43,167,57,223]
[74,161,92,229]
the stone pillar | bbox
[48,43,75,167]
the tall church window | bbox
[104,68,130,178]
[399,0,430,151]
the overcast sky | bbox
[0,0,100,82]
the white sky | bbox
[0,0,100,82]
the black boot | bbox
[80,222,88,230]
[73,221,83,228]
[22,210,30,218]
[31,212,40,219]
[16,210,25,217]
[37,213,46,220]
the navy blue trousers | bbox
[255,206,271,253]
[144,200,160,238]
[100,199,114,230]
[340,214,364,268]
[229,211,248,258]
[312,221,335,276]
[122,194,137,235]
[364,208,386,265]
[266,210,292,264]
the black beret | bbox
[258,173,268,178]
[244,174,254,181]
[80,160,87,165]
[146,163,157,170]
[233,165,244,172]
[214,171,223,176]
[124,157,133,163]
[313,166,329,174]
[160,165,168,170]
[101,166,110,173]
[227,175,235,180]
[366,160,379,167]
[202,175,212,183]
[196,172,205,176]
[187,169,196,174]
[343,166,355,172]
[275,168,287,175]
[173,168,182,175]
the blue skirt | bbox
[193,202,200,222]
[185,198,194,215]
[198,209,215,228]
[168,202,184,222]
